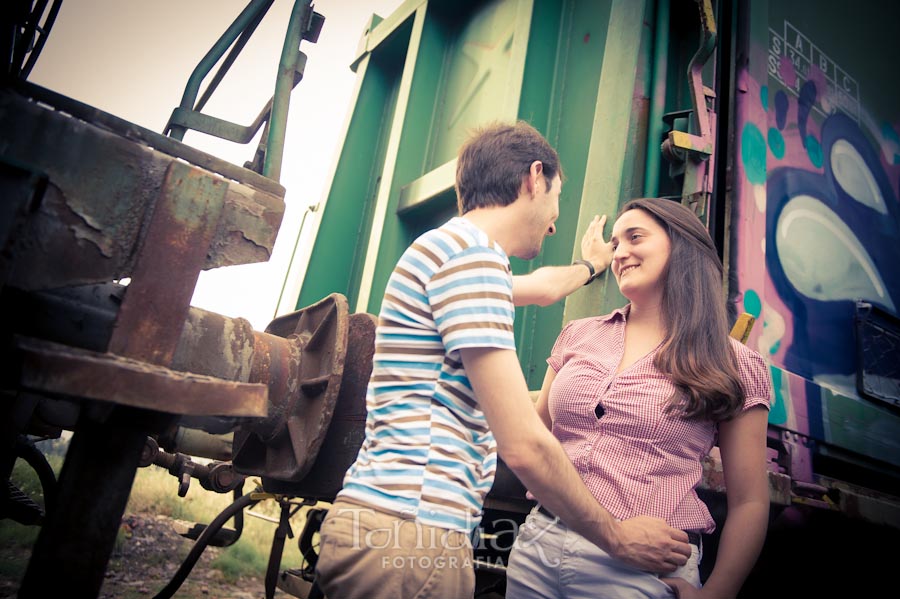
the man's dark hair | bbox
[455,121,561,215]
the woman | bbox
[505,198,771,599]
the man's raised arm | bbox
[512,215,613,306]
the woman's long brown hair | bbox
[619,198,744,421]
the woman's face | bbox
[610,208,672,303]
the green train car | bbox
[285,0,900,595]
[3,0,898,597]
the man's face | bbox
[522,173,561,260]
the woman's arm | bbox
[664,405,770,598]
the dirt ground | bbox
[1,513,297,599]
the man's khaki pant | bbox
[315,497,476,599]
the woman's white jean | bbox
[505,509,702,599]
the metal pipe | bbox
[169,428,234,461]
[152,491,261,599]
[168,0,275,141]
[644,0,670,198]
[194,8,269,113]
[264,0,311,180]
[274,202,318,315]
[21,0,63,79]
[686,0,717,140]
[173,307,298,441]
[14,436,58,517]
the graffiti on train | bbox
[737,46,900,427]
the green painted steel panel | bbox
[362,2,462,314]
[515,0,617,387]
[361,0,535,316]
[561,0,651,326]
[296,17,412,310]
[299,0,653,388]
[426,0,524,167]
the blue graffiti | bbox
[774,90,789,131]
[797,80,817,150]
[766,113,900,380]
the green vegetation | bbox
[3,438,322,589]
[125,461,316,581]
[212,538,270,582]
[0,448,62,584]
[0,521,38,580]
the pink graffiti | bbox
[779,55,797,88]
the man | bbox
[315,122,691,598]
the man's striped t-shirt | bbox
[338,217,516,532]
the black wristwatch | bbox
[573,259,599,285]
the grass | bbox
[4,437,324,586]
[0,522,38,580]
[1,449,60,586]
[212,538,270,581]
[124,462,319,581]
[125,463,316,581]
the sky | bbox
[30,0,404,331]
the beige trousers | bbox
[315,497,476,599]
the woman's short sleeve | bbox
[732,338,773,412]
[547,320,579,373]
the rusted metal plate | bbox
[16,336,269,418]
[208,182,283,268]
[823,476,900,529]
[0,159,47,289]
[2,59,286,599]
[0,86,284,292]
[233,294,351,481]
[277,570,315,598]
[262,311,376,497]
[108,160,226,364]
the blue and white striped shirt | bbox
[338,217,516,532]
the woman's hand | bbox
[661,576,702,598]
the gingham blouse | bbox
[546,305,772,533]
